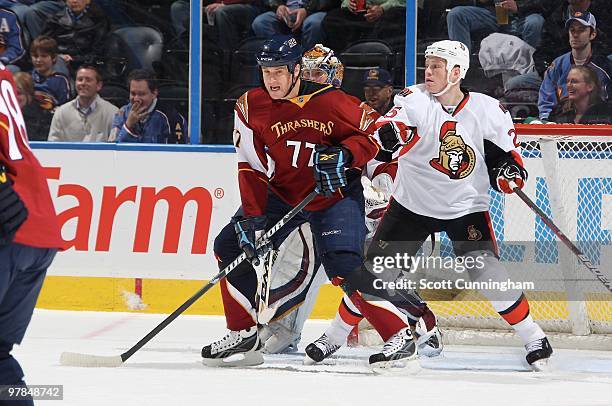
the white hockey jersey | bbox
[377,84,520,220]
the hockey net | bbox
[357,125,612,350]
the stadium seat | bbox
[105,25,164,79]
[229,38,268,89]
[339,40,395,70]
[99,83,129,108]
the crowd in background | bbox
[3,0,610,144]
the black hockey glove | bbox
[490,159,528,194]
[378,123,402,153]
[233,215,269,266]
[0,164,28,246]
[313,144,352,197]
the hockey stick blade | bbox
[60,352,124,367]
[59,191,318,367]
[510,181,612,292]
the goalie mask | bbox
[424,40,470,96]
[301,44,344,87]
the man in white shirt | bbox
[48,65,118,142]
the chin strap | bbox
[283,65,301,99]
[432,69,461,97]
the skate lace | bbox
[525,338,544,353]
[314,334,340,355]
[382,329,409,356]
[211,331,241,353]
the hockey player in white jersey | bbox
[364,40,552,371]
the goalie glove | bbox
[0,164,28,246]
[233,215,270,266]
[491,159,528,194]
[313,144,352,197]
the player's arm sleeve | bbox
[538,65,558,120]
[365,129,398,179]
[334,98,380,168]
[234,105,269,217]
[483,102,525,172]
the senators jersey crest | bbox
[429,121,476,179]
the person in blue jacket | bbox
[538,11,611,120]
[111,69,188,144]
[0,7,25,69]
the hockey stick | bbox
[60,190,318,367]
[255,249,279,324]
[509,181,612,292]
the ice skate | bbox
[304,334,342,365]
[369,327,419,373]
[525,337,553,371]
[202,327,263,367]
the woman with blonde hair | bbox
[549,65,612,124]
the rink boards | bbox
[29,129,611,317]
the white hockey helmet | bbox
[424,40,470,80]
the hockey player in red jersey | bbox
[366,40,553,371]
[0,62,63,403]
[201,35,384,367]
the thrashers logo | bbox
[429,121,475,179]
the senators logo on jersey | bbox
[429,121,476,179]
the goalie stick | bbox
[60,191,318,367]
[509,181,612,292]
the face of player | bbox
[31,52,55,76]
[302,68,328,84]
[67,0,90,14]
[261,65,300,100]
[566,69,594,102]
[424,56,459,94]
[129,80,158,109]
[568,22,595,51]
[76,68,102,100]
[364,85,393,114]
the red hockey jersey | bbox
[233,82,380,217]
[0,64,62,249]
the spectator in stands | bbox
[42,0,111,72]
[322,0,405,53]
[15,1,65,42]
[110,69,187,144]
[30,36,72,110]
[206,0,260,51]
[512,0,610,92]
[548,65,612,124]
[446,0,546,51]
[252,0,338,50]
[0,7,26,71]
[48,65,118,142]
[538,11,611,119]
[13,71,53,141]
[363,67,393,115]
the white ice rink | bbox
[14,309,612,406]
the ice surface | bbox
[14,310,612,406]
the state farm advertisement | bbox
[33,147,240,280]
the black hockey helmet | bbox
[256,35,304,72]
